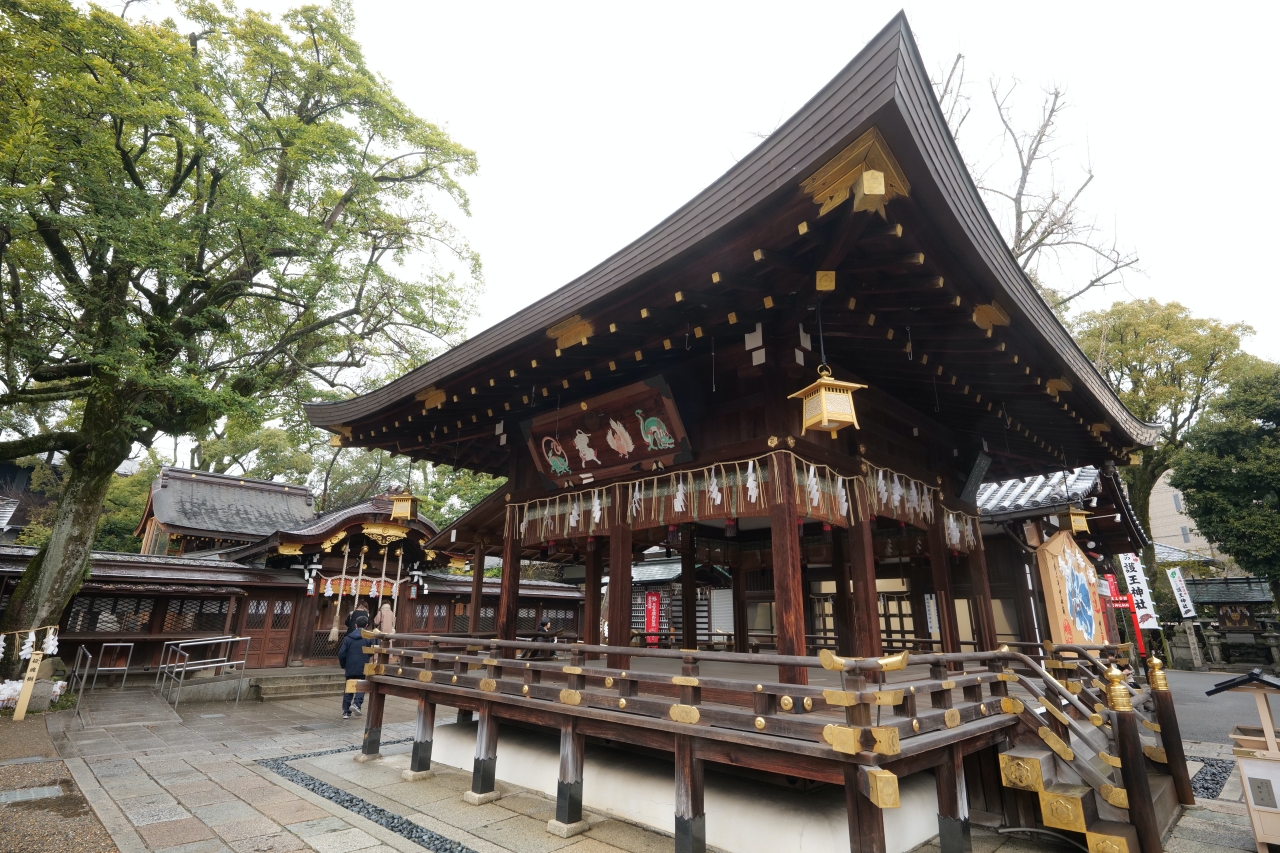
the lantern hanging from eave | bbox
[1067,507,1090,533]
[788,365,867,437]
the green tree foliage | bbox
[0,0,481,643]
[16,455,158,553]
[1171,368,1280,593]
[313,446,502,528]
[1073,300,1253,570]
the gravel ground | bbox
[1192,757,1237,799]
[0,716,59,762]
[0,762,118,853]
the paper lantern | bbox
[787,365,867,436]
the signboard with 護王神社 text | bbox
[1117,553,1159,630]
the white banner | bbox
[1117,553,1159,629]
[1166,566,1198,619]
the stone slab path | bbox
[41,687,699,853]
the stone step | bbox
[248,673,346,688]
[257,686,347,702]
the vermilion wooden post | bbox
[497,507,521,648]
[927,513,962,656]
[680,524,698,651]
[831,525,855,657]
[583,545,603,651]
[469,537,486,635]
[769,452,808,684]
[847,505,883,658]
[967,535,999,651]
[607,494,633,670]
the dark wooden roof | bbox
[1186,577,1273,605]
[0,545,303,588]
[137,466,317,540]
[304,13,1157,481]
[222,496,439,562]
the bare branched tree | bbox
[933,56,1138,312]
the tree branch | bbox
[0,431,83,461]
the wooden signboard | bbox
[521,376,693,490]
[1035,530,1108,646]
[1221,604,1257,630]
[12,651,44,722]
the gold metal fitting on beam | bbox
[877,650,910,672]
[1146,656,1169,692]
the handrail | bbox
[156,635,234,687]
[158,636,251,710]
[69,646,93,729]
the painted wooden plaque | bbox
[521,376,693,490]
[1035,530,1108,646]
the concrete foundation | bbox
[419,720,940,853]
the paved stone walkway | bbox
[43,687,698,853]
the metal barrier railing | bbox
[155,636,235,687]
[158,636,250,711]
[91,642,134,691]
[69,645,93,729]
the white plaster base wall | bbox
[426,721,940,853]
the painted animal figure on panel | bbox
[635,409,675,451]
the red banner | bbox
[644,592,662,647]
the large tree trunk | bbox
[0,397,132,675]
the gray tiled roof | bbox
[1154,542,1219,565]
[151,466,316,538]
[976,468,1100,517]
[1185,577,1273,605]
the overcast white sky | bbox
[163,1,1280,364]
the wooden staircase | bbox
[994,647,1194,853]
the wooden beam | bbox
[847,506,882,658]
[681,524,697,651]
[583,544,603,651]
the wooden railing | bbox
[352,632,1191,853]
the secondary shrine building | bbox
[303,23,1157,678]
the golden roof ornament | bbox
[1105,664,1133,711]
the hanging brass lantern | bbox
[788,365,867,437]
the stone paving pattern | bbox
[38,687,712,853]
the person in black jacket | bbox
[337,614,370,719]
[345,598,373,633]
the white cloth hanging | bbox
[19,631,35,660]
[746,461,759,503]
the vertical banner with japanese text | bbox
[1166,567,1198,619]
[644,591,662,647]
[1117,553,1159,630]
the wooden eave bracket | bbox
[972,302,1011,331]
[547,314,594,350]
[415,386,446,409]
[800,127,910,217]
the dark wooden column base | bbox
[937,815,972,853]
[467,702,500,801]
[361,685,385,757]
[409,696,435,774]
[674,734,705,853]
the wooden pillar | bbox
[1115,701,1160,853]
[847,511,882,658]
[361,682,385,758]
[674,734,705,853]
[469,537,487,635]
[583,544,603,649]
[408,696,435,775]
[607,505,633,670]
[1149,662,1195,805]
[680,524,697,651]
[551,719,587,833]
[731,563,748,654]
[497,507,521,646]
[935,744,971,852]
[831,527,854,656]
[967,535,999,651]
[842,765,887,853]
[467,701,500,801]
[1012,547,1040,643]
[769,452,807,685]
[927,515,962,656]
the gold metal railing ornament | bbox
[1146,656,1169,691]
[1105,664,1133,712]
